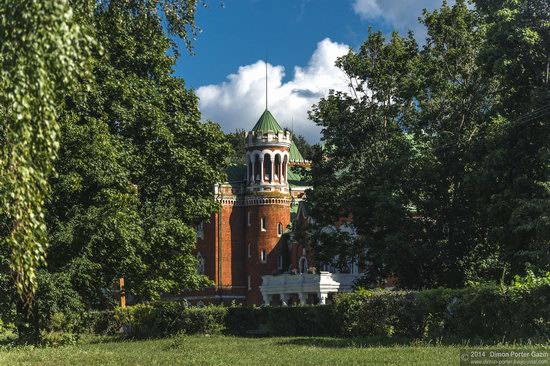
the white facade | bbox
[259,271,361,305]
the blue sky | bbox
[176,0,450,141]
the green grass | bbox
[0,335,548,366]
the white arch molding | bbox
[299,256,308,274]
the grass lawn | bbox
[1,335,548,366]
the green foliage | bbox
[44,0,230,307]
[292,134,313,161]
[79,310,119,335]
[115,302,226,338]
[34,270,84,334]
[226,129,247,164]
[304,0,550,288]
[225,306,335,336]
[82,282,548,342]
[0,0,92,300]
[333,284,550,341]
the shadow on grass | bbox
[275,336,416,348]
[275,336,550,349]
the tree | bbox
[226,129,247,164]
[0,0,91,304]
[292,134,313,161]
[474,0,550,276]
[304,0,548,289]
[44,0,230,307]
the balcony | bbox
[259,271,361,305]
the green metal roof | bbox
[225,164,246,182]
[289,142,306,162]
[251,109,284,134]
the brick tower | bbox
[244,109,292,304]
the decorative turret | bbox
[245,109,291,193]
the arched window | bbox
[254,154,261,182]
[247,243,252,258]
[274,154,281,182]
[196,221,204,240]
[196,253,205,275]
[263,153,272,182]
[260,249,267,263]
[248,158,253,184]
[247,275,251,290]
[247,211,251,226]
[260,217,266,231]
[299,256,308,274]
[277,223,283,236]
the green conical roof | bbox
[251,109,284,133]
[289,141,306,162]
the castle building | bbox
[180,109,362,306]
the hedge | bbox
[333,285,550,341]
[80,283,549,342]
[114,302,227,338]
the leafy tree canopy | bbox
[43,0,230,307]
[303,0,549,289]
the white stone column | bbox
[284,160,288,183]
[262,293,270,306]
[298,293,307,305]
[260,157,265,184]
[246,157,250,185]
[251,156,255,182]
[279,159,283,183]
[318,292,328,305]
[270,157,274,183]
[280,293,288,306]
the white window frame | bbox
[247,275,251,290]
[247,243,252,258]
[277,223,283,236]
[247,211,251,226]
[299,256,308,274]
[260,249,267,263]
[260,217,266,231]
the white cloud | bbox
[352,0,455,42]
[197,38,352,142]
[352,0,382,19]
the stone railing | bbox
[259,271,362,305]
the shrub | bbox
[79,310,119,335]
[333,283,550,342]
[266,305,335,336]
[115,302,227,338]
[224,306,263,336]
[79,278,549,342]
[35,271,84,334]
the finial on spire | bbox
[265,56,268,110]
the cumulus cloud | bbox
[352,0,455,42]
[197,38,352,142]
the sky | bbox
[175,0,453,142]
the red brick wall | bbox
[183,203,247,305]
[245,202,290,304]
[219,204,246,291]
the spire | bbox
[265,56,268,110]
[251,109,283,134]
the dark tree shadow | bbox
[275,336,415,348]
